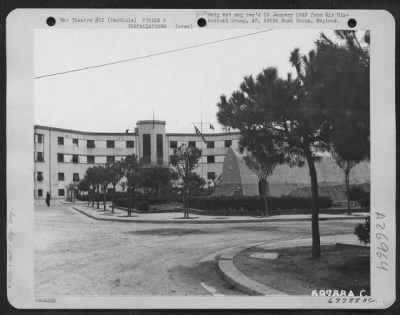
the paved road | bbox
[35,201,364,296]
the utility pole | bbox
[192,113,215,182]
[49,124,52,198]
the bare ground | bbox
[234,244,370,295]
[35,201,366,296]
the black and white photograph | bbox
[6,9,396,309]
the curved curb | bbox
[72,206,367,224]
[216,245,287,296]
[216,235,360,296]
[71,207,139,223]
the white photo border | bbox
[6,9,396,309]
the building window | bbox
[170,141,177,149]
[57,153,64,162]
[188,141,196,147]
[58,172,64,181]
[58,137,64,145]
[225,140,232,148]
[207,141,214,149]
[107,156,115,164]
[38,189,43,197]
[36,152,44,162]
[107,140,115,148]
[207,172,216,180]
[37,171,43,181]
[207,155,215,164]
[87,155,95,164]
[143,134,151,163]
[37,134,43,143]
[126,140,134,148]
[157,134,163,164]
[72,155,79,163]
[87,140,95,148]
[58,189,65,197]
[73,173,80,182]
[73,138,79,146]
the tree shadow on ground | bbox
[173,217,199,220]
[124,228,215,236]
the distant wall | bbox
[214,147,370,199]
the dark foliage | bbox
[139,166,177,194]
[77,191,127,202]
[113,194,182,208]
[187,195,332,212]
[349,185,370,208]
[136,201,150,211]
[354,216,370,245]
[216,31,369,257]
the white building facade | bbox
[34,120,240,199]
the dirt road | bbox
[35,201,363,296]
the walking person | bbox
[45,192,50,207]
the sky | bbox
[34,28,324,133]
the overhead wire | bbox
[35,29,273,79]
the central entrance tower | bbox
[136,120,168,167]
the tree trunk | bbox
[263,196,269,217]
[260,179,269,217]
[103,185,107,211]
[133,187,136,210]
[345,167,351,215]
[182,189,187,218]
[128,187,131,217]
[96,184,100,209]
[112,184,115,213]
[91,188,95,208]
[186,190,190,219]
[305,149,321,258]
[87,189,90,207]
[182,191,186,218]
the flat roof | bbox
[34,125,137,136]
[136,120,166,125]
[34,125,240,137]
[166,132,240,137]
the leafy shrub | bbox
[187,195,332,212]
[77,191,127,202]
[113,194,182,208]
[113,198,131,208]
[114,198,149,210]
[354,216,370,244]
[136,201,149,211]
[138,196,171,204]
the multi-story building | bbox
[34,120,240,199]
